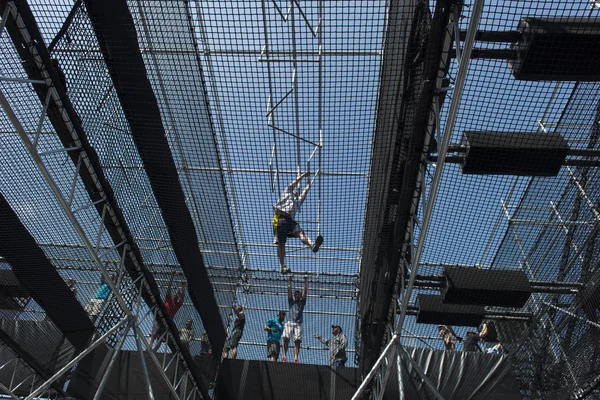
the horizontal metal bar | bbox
[567,148,600,157]
[428,155,464,163]
[530,280,583,288]
[564,158,600,167]
[433,155,600,168]
[242,267,358,278]
[6,252,359,278]
[213,281,356,293]
[30,258,359,279]
[38,146,80,156]
[418,262,515,269]
[0,76,46,85]
[203,249,359,261]
[259,57,319,63]
[509,219,595,226]
[449,48,517,59]
[101,164,367,177]
[458,30,523,42]
[236,290,354,300]
[0,130,55,135]
[35,241,361,257]
[237,340,355,353]
[217,304,355,317]
[52,47,381,57]
[135,239,360,253]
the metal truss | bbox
[0,2,204,398]
[499,169,600,390]
[0,341,63,399]
[353,328,446,400]
[396,0,484,340]
[352,0,486,397]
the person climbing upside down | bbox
[273,171,323,274]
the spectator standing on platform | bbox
[438,325,458,351]
[85,271,118,323]
[179,319,194,351]
[200,330,212,356]
[315,324,348,367]
[149,272,187,349]
[273,172,323,274]
[66,277,77,297]
[264,310,286,361]
[463,330,481,352]
[282,275,308,363]
[223,305,245,359]
[478,320,497,342]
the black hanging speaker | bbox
[508,17,600,81]
[416,294,485,327]
[460,131,569,176]
[441,267,532,308]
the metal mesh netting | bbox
[397,1,600,399]
[4,0,382,379]
[185,0,384,365]
[1,0,600,399]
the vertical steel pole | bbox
[397,348,405,400]
[135,329,155,400]
[93,320,134,400]
[290,0,302,175]
[351,334,399,400]
[261,0,282,195]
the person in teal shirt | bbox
[264,310,286,361]
[85,272,118,323]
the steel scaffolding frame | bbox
[352,0,485,397]
[0,2,204,398]
[0,341,63,399]
[260,0,324,241]
[498,167,600,392]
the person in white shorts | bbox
[282,275,308,363]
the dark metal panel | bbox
[82,0,226,366]
[0,193,95,351]
[359,0,459,380]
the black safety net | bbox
[1,0,600,399]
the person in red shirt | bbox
[149,272,187,350]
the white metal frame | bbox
[0,2,202,398]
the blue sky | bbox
[1,0,599,367]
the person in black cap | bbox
[463,329,481,352]
[315,324,348,366]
